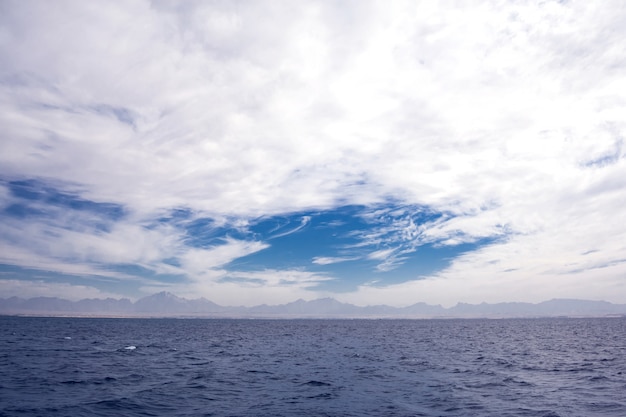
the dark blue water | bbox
[1,317,625,416]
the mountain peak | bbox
[154,291,179,298]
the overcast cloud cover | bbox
[1,0,625,307]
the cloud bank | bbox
[1,0,625,306]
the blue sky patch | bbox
[224,204,494,292]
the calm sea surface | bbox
[1,316,625,416]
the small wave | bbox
[61,379,85,385]
[89,398,142,412]
[301,380,332,387]
[187,382,208,389]
[189,361,211,366]
[503,376,533,386]
[307,392,334,399]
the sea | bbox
[1,316,625,416]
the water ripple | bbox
[1,317,625,416]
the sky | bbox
[1,0,625,307]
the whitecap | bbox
[124,345,137,350]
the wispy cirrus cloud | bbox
[312,256,358,266]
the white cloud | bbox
[0,279,123,301]
[224,268,330,287]
[0,203,181,279]
[270,216,311,239]
[312,256,356,266]
[366,248,395,261]
[180,238,269,277]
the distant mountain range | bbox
[2,292,626,318]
